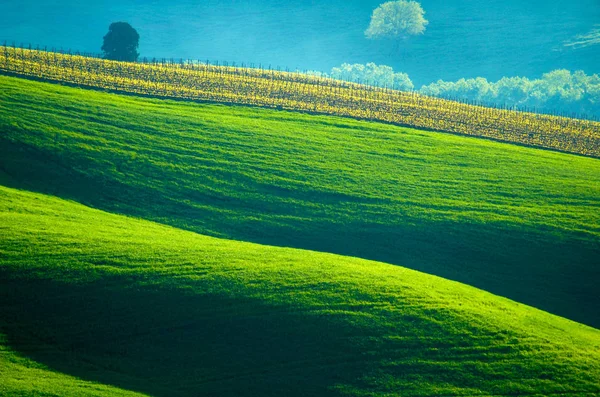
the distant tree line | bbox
[307,63,414,91]
[420,70,600,118]
[330,63,414,91]
[311,64,599,119]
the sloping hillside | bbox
[1,185,599,396]
[1,75,599,328]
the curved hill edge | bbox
[1,75,599,329]
[0,187,600,396]
[1,184,600,396]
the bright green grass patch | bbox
[1,185,599,396]
[0,75,599,327]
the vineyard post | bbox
[19,45,24,72]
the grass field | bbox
[1,75,599,330]
[1,184,600,396]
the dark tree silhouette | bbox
[101,22,140,62]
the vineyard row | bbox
[1,46,599,157]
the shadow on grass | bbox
[1,272,360,396]
[1,138,599,329]
[0,267,537,397]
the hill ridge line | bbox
[1,183,600,396]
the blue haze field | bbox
[1,0,599,85]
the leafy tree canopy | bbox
[420,70,600,118]
[102,22,140,62]
[306,63,414,91]
[365,1,428,40]
[331,63,414,91]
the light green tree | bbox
[418,70,600,117]
[330,63,414,91]
[365,1,429,40]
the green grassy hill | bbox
[1,185,600,396]
[1,75,599,329]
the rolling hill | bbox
[1,74,599,331]
[2,2,600,393]
[1,184,600,396]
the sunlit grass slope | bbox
[1,75,599,328]
[1,185,600,396]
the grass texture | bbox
[1,75,599,328]
[1,185,599,396]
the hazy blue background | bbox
[1,0,598,86]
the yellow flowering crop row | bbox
[1,46,599,157]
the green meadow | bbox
[1,75,599,328]
[1,185,600,396]
[1,73,600,395]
